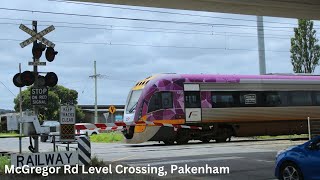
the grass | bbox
[90,156,108,167]
[0,156,10,173]
[0,132,18,137]
[90,132,124,143]
[254,134,309,140]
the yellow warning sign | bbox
[109,105,116,114]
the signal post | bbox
[13,21,58,153]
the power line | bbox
[0,37,290,52]
[0,80,16,97]
[0,21,298,39]
[49,0,320,28]
[0,17,298,33]
[0,7,306,29]
[0,18,298,36]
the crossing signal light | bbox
[32,42,46,59]
[45,72,58,87]
[21,71,35,86]
[45,47,58,62]
[13,73,24,87]
[38,75,46,87]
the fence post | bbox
[308,117,311,140]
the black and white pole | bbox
[77,136,91,166]
[32,20,40,153]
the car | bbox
[40,120,60,142]
[275,136,320,180]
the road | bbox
[0,137,305,179]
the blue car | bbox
[275,136,320,180]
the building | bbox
[78,105,125,124]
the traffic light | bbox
[32,42,46,59]
[45,47,58,62]
[45,72,58,87]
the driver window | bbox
[148,92,173,113]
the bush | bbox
[0,156,10,173]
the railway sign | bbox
[60,105,76,124]
[19,24,55,48]
[28,61,46,66]
[109,105,116,114]
[60,105,76,142]
[11,151,78,167]
[31,87,48,105]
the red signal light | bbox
[21,71,35,86]
[32,42,45,59]
[45,47,58,62]
[13,73,24,87]
[45,72,58,87]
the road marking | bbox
[128,156,243,166]
[112,155,138,162]
[255,159,274,163]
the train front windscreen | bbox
[123,90,142,123]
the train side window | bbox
[185,91,201,108]
[263,92,282,106]
[314,92,320,105]
[148,92,173,113]
[289,91,312,106]
[162,92,173,109]
[212,92,238,108]
[148,93,161,112]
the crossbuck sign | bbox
[19,24,55,48]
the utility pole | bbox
[89,61,100,124]
[19,63,22,154]
[257,16,266,75]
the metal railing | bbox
[0,133,88,154]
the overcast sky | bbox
[0,0,320,110]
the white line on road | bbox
[255,159,275,163]
[128,156,243,166]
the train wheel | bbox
[176,129,189,145]
[163,140,175,145]
[215,137,227,143]
[200,138,211,143]
[176,138,189,145]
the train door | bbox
[184,84,202,123]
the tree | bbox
[290,19,320,73]
[13,85,85,122]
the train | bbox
[122,74,320,144]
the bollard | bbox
[77,136,91,166]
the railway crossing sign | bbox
[60,105,76,142]
[109,105,116,114]
[31,87,48,105]
[19,24,55,48]
[60,105,76,125]
[28,61,46,66]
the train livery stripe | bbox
[75,121,202,131]
[202,106,320,122]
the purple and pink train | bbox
[122,74,320,144]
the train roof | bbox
[179,74,320,80]
[132,73,320,91]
